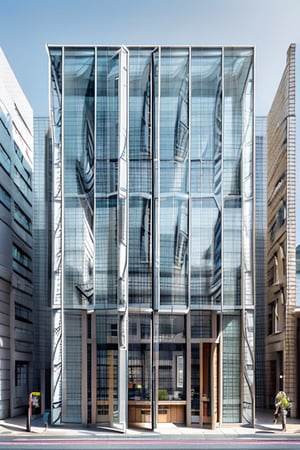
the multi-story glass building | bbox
[47,45,255,430]
[0,48,33,418]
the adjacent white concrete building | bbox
[0,48,33,418]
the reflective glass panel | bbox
[95,48,120,308]
[223,48,253,196]
[191,48,222,197]
[160,196,188,307]
[159,48,189,309]
[96,312,119,424]
[128,314,151,401]
[63,48,95,308]
[222,314,241,422]
[191,198,221,306]
[95,198,118,308]
[223,198,242,306]
[128,49,153,307]
[63,311,82,422]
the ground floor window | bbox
[15,361,28,387]
[159,343,185,400]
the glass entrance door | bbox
[191,343,200,423]
[96,346,118,425]
[201,343,211,425]
[191,342,218,427]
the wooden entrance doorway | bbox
[191,342,218,428]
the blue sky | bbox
[1,0,300,116]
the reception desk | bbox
[128,400,186,424]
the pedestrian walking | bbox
[273,390,291,432]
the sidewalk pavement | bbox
[0,409,299,439]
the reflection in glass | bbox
[160,196,188,307]
[63,49,95,310]
[128,314,151,401]
[223,199,242,306]
[96,313,119,423]
[128,49,153,308]
[159,343,185,400]
[159,48,189,309]
[48,45,255,428]
[95,49,120,309]
[191,199,221,306]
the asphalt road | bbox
[1,437,300,449]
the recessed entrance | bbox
[191,342,218,428]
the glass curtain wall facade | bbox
[255,117,267,408]
[48,45,255,429]
[32,117,52,412]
